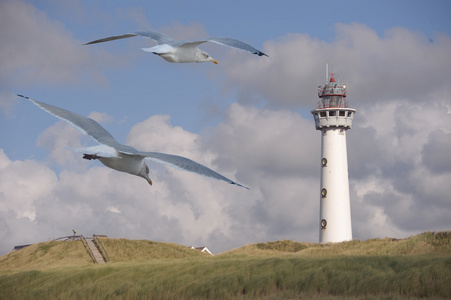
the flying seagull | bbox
[17,95,249,189]
[84,30,268,64]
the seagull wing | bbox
[205,37,268,57]
[18,95,121,149]
[83,33,139,45]
[68,145,119,158]
[83,31,267,58]
[134,150,249,189]
[133,30,175,44]
[84,30,175,46]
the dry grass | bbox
[222,231,451,257]
[1,254,449,299]
[0,240,92,272]
[0,231,450,299]
[0,238,207,272]
[98,238,206,262]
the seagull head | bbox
[197,49,218,64]
[138,163,152,185]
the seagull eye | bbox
[146,167,149,174]
[203,53,208,58]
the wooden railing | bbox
[55,235,83,241]
[80,235,96,263]
[54,234,110,264]
[93,235,111,262]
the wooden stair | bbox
[85,239,105,264]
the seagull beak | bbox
[211,59,218,64]
[148,178,152,186]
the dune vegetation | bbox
[0,231,450,299]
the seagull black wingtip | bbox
[255,51,269,58]
[233,182,251,190]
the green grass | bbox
[0,231,450,299]
[99,238,206,262]
[0,240,92,272]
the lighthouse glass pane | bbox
[329,97,338,107]
[320,96,345,108]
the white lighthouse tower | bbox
[311,70,355,243]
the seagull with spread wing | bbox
[84,30,268,64]
[17,95,249,189]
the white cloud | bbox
[203,103,319,177]
[2,92,451,254]
[0,105,319,254]
[106,206,121,214]
[1,11,451,256]
[126,114,203,159]
[0,149,57,221]
[88,111,114,124]
[0,1,89,87]
[0,0,130,111]
[212,23,451,243]
[160,21,209,41]
[220,23,451,108]
[36,121,85,168]
[34,111,115,169]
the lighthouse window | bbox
[320,112,326,117]
[347,111,353,117]
[329,97,337,107]
[321,219,327,229]
[329,111,336,117]
[339,111,345,116]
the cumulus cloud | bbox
[160,21,209,41]
[36,121,85,168]
[203,103,319,179]
[220,23,451,108]
[0,104,320,254]
[1,8,451,256]
[212,23,451,243]
[126,114,203,159]
[0,150,58,221]
[0,1,87,87]
[422,130,451,174]
[34,111,114,169]
[2,94,451,254]
[0,0,130,110]
[88,111,114,124]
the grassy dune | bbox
[0,232,450,299]
[0,240,92,272]
[226,231,451,257]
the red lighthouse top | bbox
[316,74,348,108]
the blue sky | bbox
[1,0,450,255]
